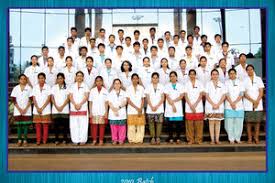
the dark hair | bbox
[116,45,123,50]
[219,58,226,65]
[56,72,66,89]
[179,59,186,65]
[90,38,96,42]
[37,72,46,79]
[150,46,158,51]
[75,71,84,77]
[65,56,73,61]
[222,42,229,47]
[149,27,156,32]
[157,38,164,42]
[204,42,212,47]
[86,56,94,62]
[18,74,27,80]
[180,30,186,33]
[211,69,219,75]
[67,37,74,43]
[214,34,221,39]
[185,46,192,50]
[168,46,175,51]
[99,28,105,32]
[125,36,131,41]
[134,30,140,35]
[164,31,171,35]
[104,58,112,63]
[85,27,92,32]
[201,34,207,39]
[199,56,207,62]
[79,46,88,52]
[120,60,132,72]
[187,34,193,39]
[228,68,237,75]
[173,35,179,39]
[142,38,149,42]
[118,29,124,33]
[246,64,255,71]
[151,72,159,78]
[188,69,197,76]
[58,46,65,50]
[143,57,150,62]
[131,73,139,80]
[133,41,140,47]
[239,53,246,59]
[47,57,54,61]
[194,25,200,30]
[97,43,105,49]
[160,58,169,69]
[70,27,77,32]
[109,34,115,39]
[41,46,48,51]
[31,55,38,60]
[169,71,178,77]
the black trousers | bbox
[53,117,69,142]
[167,121,183,140]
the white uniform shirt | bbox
[51,84,69,114]
[38,56,48,69]
[126,85,145,115]
[196,66,211,87]
[69,82,89,112]
[145,83,164,114]
[89,87,108,116]
[217,67,229,83]
[24,65,42,87]
[62,66,77,87]
[130,52,144,71]
[81,67,99,89]
[235,64,248,81]
[205,80,226,114]
[54,55,66,72]
[164,83,184,117]
[80,36,92,48]
[177,68,189,85]
[225,79,245,110]
[64,45,78,60]
[150,56,161,70]
[95,37,108,46]
[243,76,265,111]
[184,79,204,113]
[100,68,118,90]
[217,51,235,69]
[201,51,218,70]
[157,47,168,59]
[74,56,87,71]
[138,66,155,88]
[107,89,127,120]
[183,55,199,70]
[157,68,171,86]
[118,71,133,88]
[87,47,99,57]
[111,54,127,72]
[42,67,58,87]
[11,85,32,116]
[167,56,179,71]
[32,84,51,115]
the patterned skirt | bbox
[33,114,52,124]
[245,111,265,123]
[109,119,127,125]
[205,113,224,121]
[90,116,108,125]
[14,115,32,125]
[147,113,164,123]
[185,113,204,120]
[127,114,146,126]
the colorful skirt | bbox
[205,113,224,120]
[147,113,164,123]
[33,114,52,124]
[52,113,69,120]
[109,119,127,125]
[224,109,244,118]
[14,115,32,125]
[185,113,204,120]
[90,116,108,125]
[245,111,265,123]
[127,114,146,126]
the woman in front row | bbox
[205,69,226,145]
[184,69,204,145]
[164,71,185,144]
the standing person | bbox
[32,73,52,145]
[184,69,204,145]
[62,56,77,87]
[80,27,92,48]
[51,73,70,145]
[38,46,49,69]
[224,68,245,144]
[205,69,226,145]
[108,79,127,145]
[99,58,118,91]
[69,71,89,145]
[119,60,133,88]
[81,56,99,90]
[196,56,211,88]
[235,53,248,81]
[176,59,189,85]
[157,58,171,86]
[164,71,185,144]
[75,46,88,71]
[138,57,155,89]
[43,57,58,87]
[126,74,146,144]
[217,58,229,83]
[11,74,32,146]
[145,72,165,145]
[55,46,66,72]
[24,55,41,88]
[89,76,109,146]
[243,65,265,144]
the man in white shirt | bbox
[141,38,150,56]
[164,31,172,49]
[123,36,133,57]
[96,28,107,46]
[213,34,222,56]
[133,30,141,43]
[75,46,88,71]
[150,46,161,70]
[64,37,78,60]
[116,29,125,46]
[93,43,109,72]
[172,34,185,58]
[200,42,218,70]
[130,41,144,71]
[179,30,187,48]
[148,27,157,46]
[217,41,235,69]
[193,25,201,47]
[157,38,168,58]
[69,27,80,48]
[167,46,179,71]
[106,34,117,58]
[235,53,248,81]
[80,27,92,48]
[38,46,49,69]
[54,46,66,72]
[88,38,99,57]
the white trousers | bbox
[224,118,244,142]
[70,115,88,143]
[127,125,145,143]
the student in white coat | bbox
[138,57,155,89]
[205,69,226,145]
[201,42,218,70]
[150,46,161,70]
[99,58,118,91]
[61,56,77,88]
[145,72,165,145]
[54,46,66,72]
[89,76,109,146]
[107,79,127,145]
[32,73,52,145]
[224,68,245,144]
[24,55,41,88]
[235,53,249,81]
[183,46,199,70]
[64,37,78,60]
[51,73,70,144]
[157,58,171,86]
[80,27,92,48]
[126,73,146,144]
[217,58,229,83]
[112,45,127,72]
[164,71,185,144]
[69,71,89,145]
[176,59,189,85]
[167,46,179,71]
[74,46,88,71]
[243,64,265,144]
[81,56,99,90]
[42,57,58,87]
[118,60,133,88]
[195,56,211,88]
[38,46,49,69]
[184,69,205,145]
[217,42,235,69]
[10,74,32,146]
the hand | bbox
[104,113,108,119]
[18,108,24,115]
[113,107,119,113]
[21,108,27,115]
[75,104,81,111]
[137,108,142,117]
[172,105,177,113]
[37,108,43,114]
[253,101,259,109]
[230,103,236,110]
[151,106,157,112]
[114,111,119,117]
[57,106,63,112]
[212,104,219,110]
[191,105,196,113]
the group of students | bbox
[10,26,265,147]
